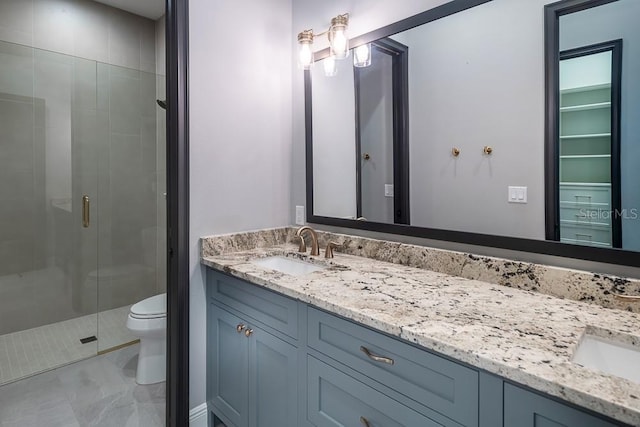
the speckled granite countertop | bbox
[201,240,640,426]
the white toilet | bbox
[126,293,167,384]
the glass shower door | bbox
[0,41,99,384]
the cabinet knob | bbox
[360,416,371,427]
[244,328,254,337]
[236,324,246,333]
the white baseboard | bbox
[189,402,208,427]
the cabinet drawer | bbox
[308,308,478,427]
[307,356,462,427]
[560,223,611,247]
[504,383,617,427]
[207,270,298,339]
[560,206,611,227]
[559,185,611,206]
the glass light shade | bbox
[329,20,349,59]
[298,41,314,70]
[353,43,371,67]
[323,55,337,77]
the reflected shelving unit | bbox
[558,52,616,248]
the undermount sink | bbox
[251,256,326,276]
[572,333,640,384]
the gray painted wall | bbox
[189,0,293,410]
[392,0,548,239]
[560,0,640,251]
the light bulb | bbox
[299,43,313,69]
[329,14,349,60]
[323,55,337,77]
[297,30,314,70]
[353,43,371,68]
[331,28,348,58]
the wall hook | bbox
[451,147,460,157]
[483,146,493,155]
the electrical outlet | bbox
[295,205,305,225]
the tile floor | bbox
[0,306,135,386]
[0,343,165,427]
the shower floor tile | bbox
[0,344,165,427]
[0,306,135,386]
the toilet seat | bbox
[130,293,166,319]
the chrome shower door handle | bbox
[82,195,90,228]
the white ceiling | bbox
[92,0,165,20]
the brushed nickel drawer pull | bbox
[244,328,254,337]
[360,416,370,427]
[360,346,394,365]
[82,195,90,228]
[236,324,246,333]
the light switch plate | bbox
[295,205,305,225]
[508,186,527,203]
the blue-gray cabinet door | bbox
[504,384,618,427]
[209,304,250,427]
[248,325,298,427]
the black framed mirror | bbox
[304,0,640,267]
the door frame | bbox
[354,38,410,224]
[166,0,190,425]
[546,37,623,247]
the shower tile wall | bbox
[0,0,166,339]
[0,0,156,73]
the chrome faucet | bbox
[295,226,319,256]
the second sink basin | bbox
[251,256,326,276]
[572,333,640,384]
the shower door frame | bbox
[166,0,190,426]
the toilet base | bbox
[136,335,166,385]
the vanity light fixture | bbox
[297,13,350,71]
[353,43,372,67]
[323,55,337,76]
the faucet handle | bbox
[295,235,307,253]
[325,241,341,259]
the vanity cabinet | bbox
[206,269,626,427]
[504,383,618,427]
[207,273,299,427]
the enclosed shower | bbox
[0,0,166,386]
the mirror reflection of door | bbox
[354,39,409,224]
[557,41,622,248]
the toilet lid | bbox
[130,293,166,317]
